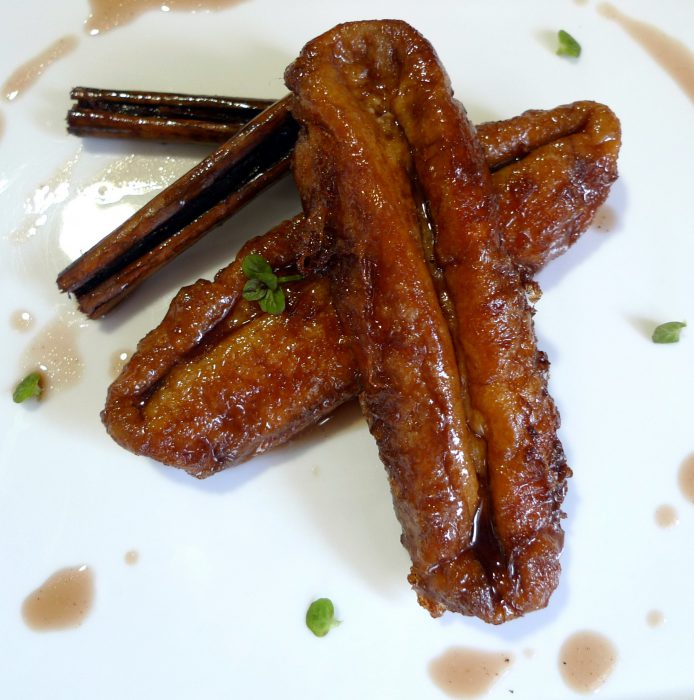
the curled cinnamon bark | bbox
[57,96,297,317]
[286,20,570,622]
[67,87,274,143]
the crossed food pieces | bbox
[62,21,620,623]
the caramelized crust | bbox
[487,101,620,272]
[99,23,623,623]
[389,26,569,619]
[102,98,619,482]
[102,217,357,478]
[286,20,571,622]
[288,32,482,577]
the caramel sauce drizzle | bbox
[599,3,694,103]
[86,0,246,36]
[2,36,78,102]
[22,565,94,631]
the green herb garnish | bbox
[305,598,340,637]
[241,253,302,314]
[557,29,581,58]
[12,371,43,403]
[652,321,686,344]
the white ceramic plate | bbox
[1,1,692,698]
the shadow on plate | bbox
[151,397,409,596]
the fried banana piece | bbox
[287,20,492,618]
[390,27,570,620]
[486,101,620,272]
[102,216,357,478]
[103,102,619,483]
[288,26,485,580]
[286,20,571,622]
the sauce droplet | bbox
[110,349,131,378]
[679,453,694,503]
[124,550,139,566]
[10,309,35,332]
[646,610,665,628]
[558,631,617,694]
[592,205,618,232]
[654,504,678,528]
[22,565,94,631]
[20,313,84,394]
[85,0,245,36]
[598,4,694,103]
[2,36,79,102]
[429,647,513,698]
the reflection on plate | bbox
[1,1,693,698]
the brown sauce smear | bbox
[679,453,694,503]
[646,610,665,628]
[20,313,84,394]
[654,504,678,528]
[2,36,78,102]
[429,648,513,698]
[598,3,694,103]
[22,565,94,631]
[124,550,140,565]
[86,0,246,36]
[10,309,35,332]
[592,205,618,233]
[110,349,132,379]
[559,631,617,694]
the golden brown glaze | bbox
[102,217,357,477]
[288,31,483,579]
[102,99,619,480]
[392,27,569,619]
[487,101,620,273]
[286,20,569,622]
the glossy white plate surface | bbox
[1,1,692,698]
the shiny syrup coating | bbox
[102,216,357,477]
[286,20,580,622]
[486,101,620,273]
[391,24,570,618]
[102,99,619,481]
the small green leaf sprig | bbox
[13,371,43,403]
[241,254,303,315]
[305,598,341,637]
[557,29,581,58]
[652,321,686,344]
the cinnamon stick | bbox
[57,95,295,317]
[67,87,274,143]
